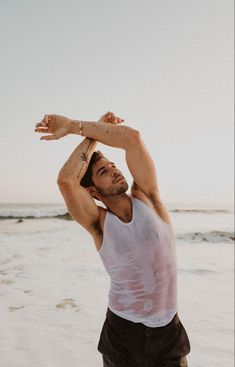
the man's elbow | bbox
[124,128,141,149]
[130,128,141,141]
[57,176,74,187]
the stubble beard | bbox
[95,181,129,198]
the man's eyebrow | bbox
[96,166,106,176]
[96,162,115,176]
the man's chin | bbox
[117,182,128,194]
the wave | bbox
[0,213,72,221]
[0,206,233,219]
[177,231,234,243]
[170,209,232,214]
[0,204,69,219]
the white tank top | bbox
[98,196,178,327]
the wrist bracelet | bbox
[79,121,85,135]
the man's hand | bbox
[34,114,71,140]
[98,111,124,124]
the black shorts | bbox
[98,308,191,367]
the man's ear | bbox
[86,186,100,201]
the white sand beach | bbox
[0,204,234,367]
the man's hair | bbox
[80,150,105,188]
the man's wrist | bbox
[68,120,83,135]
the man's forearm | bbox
[57,137,97,184]
[69,120,137,149]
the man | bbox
[35,112,191,367]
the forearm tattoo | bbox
[80,152,89,163]
[76,139,94,180]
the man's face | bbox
[91,158,128,198]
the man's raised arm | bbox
[57,137,97,184]
[70,118,139,150]
[35,113,138,150]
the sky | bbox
[0,0,234,206]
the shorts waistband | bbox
[106,308,179,331]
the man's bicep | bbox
[125,133,159,197]
[58,182,100,234]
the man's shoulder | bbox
[131,190,172,226]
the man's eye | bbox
[101,169,107,175]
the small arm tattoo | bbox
[76,139,94,180]
[80,152,89,162]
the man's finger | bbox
[35,122,45,127]
[35,127,49,132]
[40,135,57,141]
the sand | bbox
[0,210,234,366]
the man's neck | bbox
[101,193,133,223]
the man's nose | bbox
[112,169,119,177]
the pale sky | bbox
[0,0,234,206]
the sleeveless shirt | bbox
[98,196,178,327]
